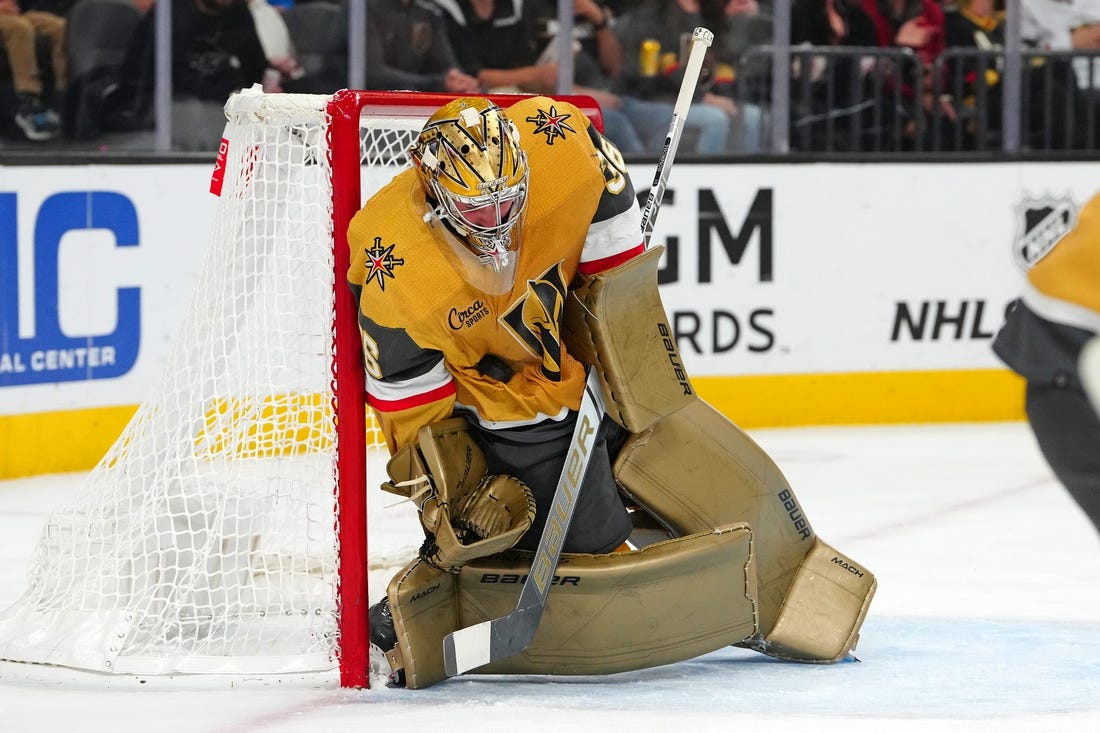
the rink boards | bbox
[1,159,1095,477]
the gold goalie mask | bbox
[410,97,530,271]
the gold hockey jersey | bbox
[994,191,1100,386]
[1024,191,1100,326]
[347,96,644,453]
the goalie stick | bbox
[442,27,715,678]
[443,368,606,677]
[640,26,715,248]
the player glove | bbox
[382,421,535,574]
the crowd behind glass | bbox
[1,0,1098,156]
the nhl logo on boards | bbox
[1012,194,1076,269]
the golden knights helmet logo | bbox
[501,263,568,381]
[1013,194,1077,269]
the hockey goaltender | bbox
[346,96,876,688]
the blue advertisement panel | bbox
[0,192,140,385]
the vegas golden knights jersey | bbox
[348,97,644,453]
[994,191,1100,386]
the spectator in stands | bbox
[861,0,945,67]
[793,0,876,46]
[532,0,622,82]
[0,0,66,141]
[940,0,1005,150]
[366,0,479,94]
[1022,0,1100,56]
[249,0,304,92]
[433,0,558,94]
[944,0,1004,49]
[1020,0,1100,148]
[859,0,948,147]
[612,0,737,154]
[433,0,646,154]
[529,0,649,153]
[788,0,878,151]
[105,0,268,135]
[702,0,770,152]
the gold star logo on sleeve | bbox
[525,106,576,145]
[364,236,405,291]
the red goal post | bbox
[328,90,602,686]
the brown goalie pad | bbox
[741,537,875,663]
[563,245,695,432]
[614,398,876,662]
[386,523,758,689]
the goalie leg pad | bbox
[740,538,876,663]
[385,558,459,689]
[462,523,757,677]
[614,398,876,661]
[385,523,758,687]
[562,245,695,432]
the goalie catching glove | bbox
[382,418,536,574]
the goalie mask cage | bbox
[0,88,603,689]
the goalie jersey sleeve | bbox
[348,97,644,454]
[994,191,1100,387]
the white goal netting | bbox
[0,89,426,678]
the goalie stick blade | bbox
[443,607,543,676]
[443,617,492,677]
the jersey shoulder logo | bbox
[364,236,405,291]
[525,105,576,145]
[1013,194,1077,269]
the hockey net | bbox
[0,88,602,688]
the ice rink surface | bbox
[1,420,1099,732]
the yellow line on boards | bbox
[0,405,137,478]
[692,369,1026,428]
[0,369,1026,479]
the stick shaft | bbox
[443,370,606,676]
[639,27,715,248]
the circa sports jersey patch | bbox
[1013,194,1077,269]
[525,105,576,145]
[364,236,405,291]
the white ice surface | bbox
[1,421,1099,732]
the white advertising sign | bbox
[1,160,1098,417]
[1,165,214,415]
[634,160,1098,376]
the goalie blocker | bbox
[379,246,876,687]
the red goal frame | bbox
[326,90,603,688]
